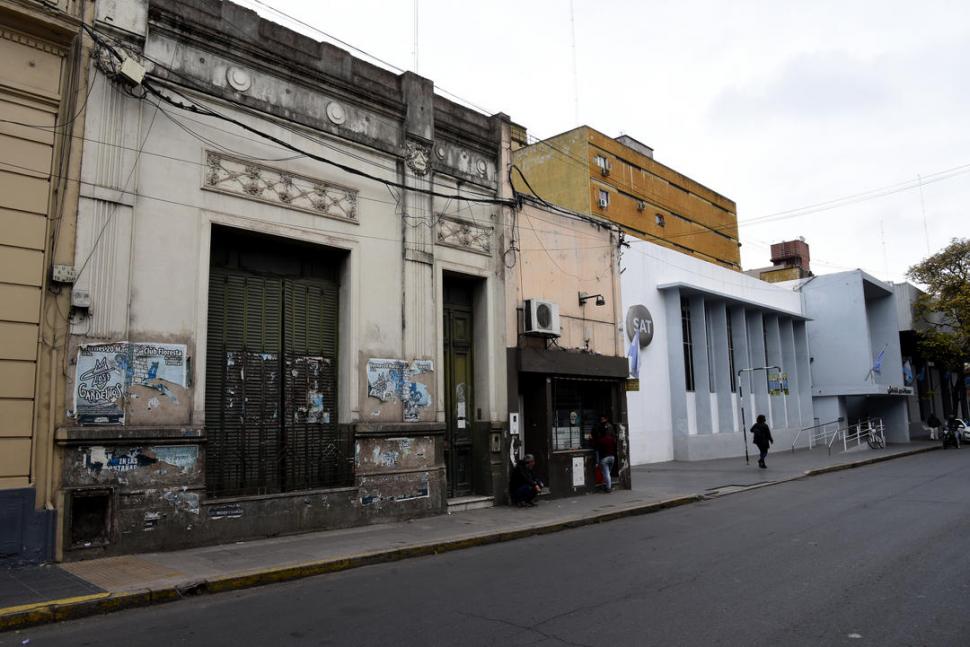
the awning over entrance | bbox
[511,348,629,378]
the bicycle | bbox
[865,423,886,449]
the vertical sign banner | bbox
[767,372,790,396]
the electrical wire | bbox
[141,79,512,206]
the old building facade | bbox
[0,0,91,564]
[511,125,741,271]
[504,198,629,497]
[57,0,511,559]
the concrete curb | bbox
[0,444,938,633]
[802,445,939,477]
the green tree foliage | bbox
[907,238,970,414]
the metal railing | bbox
[791,418,844,453]
[827,417,886,455]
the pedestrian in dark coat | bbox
[509,454,543,506]
[750,414,773,469]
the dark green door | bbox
[205,229,348,497]
[443,282,474,498]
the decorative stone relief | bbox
[326,101,347,125]
[405,141,431,176]
[436,215,492,255]
[476,159,488,178]
[226,66,252,92]
[435,145,446,160]
[204,151,358,222]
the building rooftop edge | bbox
[656,281,809,321]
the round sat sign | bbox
[626,305,654,348]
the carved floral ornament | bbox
[405,142,431,176]
[436,215,493,256]
[203,151,358,222]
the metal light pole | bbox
[736,365,780,465]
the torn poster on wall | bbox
[366,359,433,422]
[74,342,187,425]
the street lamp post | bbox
[736,365,780,465]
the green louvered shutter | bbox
[282,278,347,491]
[205,269,283,496]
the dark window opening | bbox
[70,489,111,547]
[706,305,716,392]
[727,315,737,392]
[681,297,695,392]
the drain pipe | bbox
[45,346,57,511]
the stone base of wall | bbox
[56,423,451,561]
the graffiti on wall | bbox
[74,342,188,425]
[366,359,433,421]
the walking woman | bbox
[750,414,773,469]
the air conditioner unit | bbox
[524,299,561,337]
[598,197,609,209]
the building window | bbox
[681,297,695,392]
[655,213,666,227]
[552,378,613,451]
[598,189,610,207]
[594,155,608,170]
[727,315,737,392]
[706,305,716,392]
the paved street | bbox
[5,449,969,646]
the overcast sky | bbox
[239,0,970,283]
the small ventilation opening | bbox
[70,489,111,547]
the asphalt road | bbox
[6,449,970,647]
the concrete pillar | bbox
[746,311,769,423]
[664,289,689,438]
[730,307,752,432]
[401,75,437,376]
[763,315,784,428]
[708,302,734,434]
[689,296,712,435]
[793,321,814,428]
[779,318,799,429]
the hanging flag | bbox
[902,360,914,385]
[628,328,640,378]
[872,348,885,375]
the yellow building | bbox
[0,0,89,563]
[511,125,741,271]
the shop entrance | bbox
[204,226,351,497]
[442,275,476,498]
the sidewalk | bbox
[0,441,937,631]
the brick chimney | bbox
[770,238,811,273]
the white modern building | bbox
[791,271,911,443]
[622,240,814,463]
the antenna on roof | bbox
[412,0,419,73]
[569,0,579,124]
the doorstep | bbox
[446,495,494,513]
